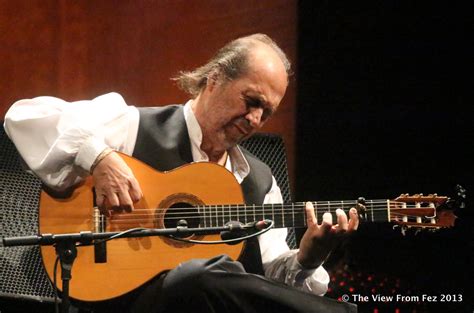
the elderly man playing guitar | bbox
[5,34,358,313]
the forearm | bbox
[4,92,137,190]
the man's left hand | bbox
[297,202,359,268]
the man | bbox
[4,34,357,312]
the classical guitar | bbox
[39,153,456,302]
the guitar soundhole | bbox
[164,202,201,238]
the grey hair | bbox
[172,33,292,97]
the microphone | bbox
[220,219,273,244]
[242,219,273,231]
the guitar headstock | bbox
[389,193,456,231]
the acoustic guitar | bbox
[39,153,456,302]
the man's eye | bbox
[245,98,261,108]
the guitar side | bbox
[39,154,245,302]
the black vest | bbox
[132,105,273,274]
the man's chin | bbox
[229,133,252,147]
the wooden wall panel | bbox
[0,0,297,187]
[0,1,60,114]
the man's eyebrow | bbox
[243,92,268,105]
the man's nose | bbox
[246,107,264,128]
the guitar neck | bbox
[198,199,392,229]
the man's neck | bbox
[190,95,228,166]
[206,149,227,165]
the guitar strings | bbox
[109,213,430,223]
[105,207,431,220]
[98,200,421,214]
[103,203,433,217]
[116,203,430,213]
[101,205,436,225]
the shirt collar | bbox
[183,100,250,183]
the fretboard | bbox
[198,199,391,229]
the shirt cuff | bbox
[286,250,318,283]
[75,136,109,172]
[264,249,329,296]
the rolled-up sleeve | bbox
[4,92,139,190]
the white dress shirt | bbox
[4,92,329,295]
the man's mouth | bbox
[233,123,250,136]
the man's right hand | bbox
[91,151,143,216]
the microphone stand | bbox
[2,224,247,313]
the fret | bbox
[208,205,211,227]
[222,205,225,226]
[271,203,275,222]
[252,204,256,223]
[387,200,391,223]
[236,204,239,222]
[304,202,308,227]
[244,203,247,223]
[214,205,218,227]
[209,205,213,227]
[281,203,285,227]
[227,204,231,224]
[370,201,374,222]
[198,206,202,227]
[291,203,295,228]
[200,206,205,228]
[314,201,318,225]
[208,206,212,227]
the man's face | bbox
[195,47,288,157]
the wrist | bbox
[296,250,324,270]
[76,136,109,172]
[90,147,115,174]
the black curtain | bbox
[296,1,473,312]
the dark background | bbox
[296,1,473,312]
[296,0,472,200]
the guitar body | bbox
[39,154,245,302]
